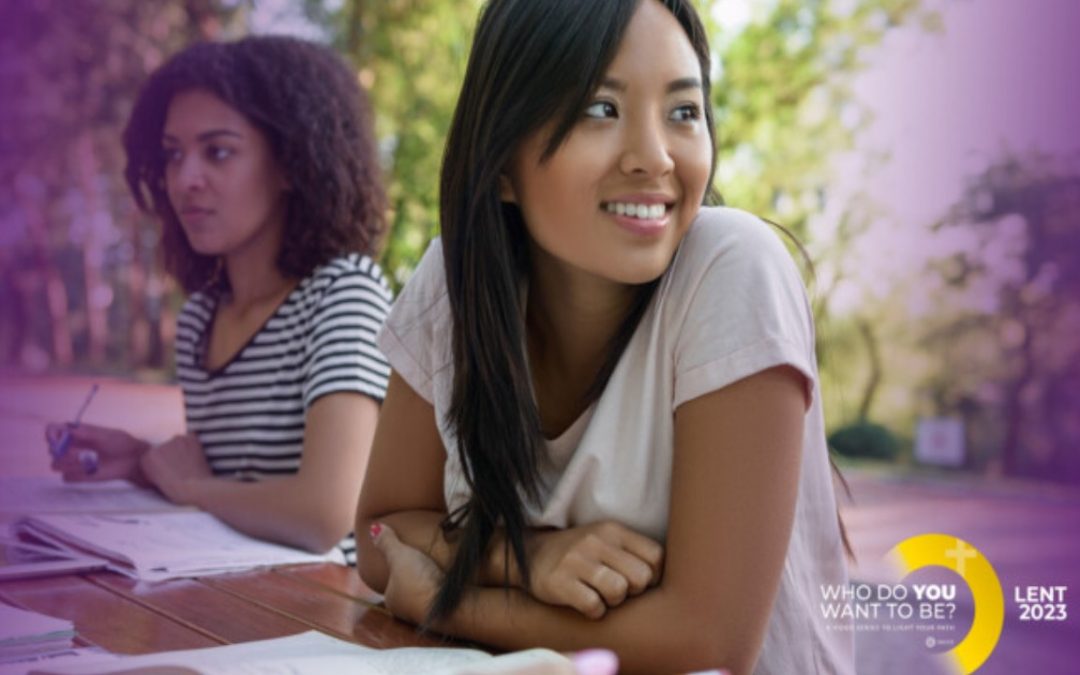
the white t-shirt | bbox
[377,206,854,674]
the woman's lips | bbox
[179,208,213,226]
[602,200,673,237]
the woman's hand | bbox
[139,433,213,504]
[370,522,443,625]
[525,522,664,619]
[46,423,151,484]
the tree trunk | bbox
[1001,325,1034,476]
[19,188,73,368]
[855,318,882,422]
[75,133,109,365]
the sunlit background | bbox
[1,0,1078,484]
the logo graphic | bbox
[888,534,1004,674]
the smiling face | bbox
[162,89,289,260]
[502,0,713,288]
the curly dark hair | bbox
[123,35,386,293]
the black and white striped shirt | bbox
[175,254,392,563]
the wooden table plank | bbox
[200,568,453,649]
[89,573,309,645]
[0,574,219,654]
[274,563,383,604]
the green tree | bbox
[320,0,481,288]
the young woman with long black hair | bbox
[356,1,854,672]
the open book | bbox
[29,630,573,675]
[14,511,344,582]
[0,477,185,580]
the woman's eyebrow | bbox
[598,76,703,94]
[161,129,243,143]
[666,76,702,94]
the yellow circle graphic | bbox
[888,534,1004,674]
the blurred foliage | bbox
[0,0,249,374]
[1,0,931,369]
[710,0,925,240]
[26,0,1080,482]
[317,0,482,286]
[919,154,1080,481]
[828,420,899,460]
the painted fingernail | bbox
[572,649,618,675]
[78,449,99,475]
[369,522,383,539]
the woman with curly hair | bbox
[46,35,391,563]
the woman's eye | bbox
[584,101,618,119]
[207,145,234,162]
[670,103,702,123]
[162,148,183,164]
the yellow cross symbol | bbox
[945,538,977,576]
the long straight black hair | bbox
[432,0,718,621]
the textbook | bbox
[29,630,573,675]
[14,511,345,582]
[0,603,75,664]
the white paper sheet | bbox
[28,630,570,675]
[16,512,344,581]
[0,477,179,521]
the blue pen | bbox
[49,383,100,460]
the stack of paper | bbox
[0,603,75,664]
[15,512,344,582]
[0,536,107,581]
[27,630,572,675]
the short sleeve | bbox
[302,258,393,409]
[375,239,451,404]
[672,210,817,410]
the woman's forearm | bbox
[357,509,517,592]
[436,583,742,675]
[176,475,356,553]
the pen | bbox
[48,383,100,460]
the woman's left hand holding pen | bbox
[45,422,152,484]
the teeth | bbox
[605,202,667,219]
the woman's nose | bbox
[619,119,675,178]
[173,154,207,192]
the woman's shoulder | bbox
[375,239,452,394]
[669,206,803,287]
[682,206,791,259]
[384,238,449,326]
[177,291,215,329]
[300,253,394,305]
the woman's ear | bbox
[498,173,517,204]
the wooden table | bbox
[0,564,448,657]
[0,377,449,658]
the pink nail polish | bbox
[571,649,618,675]
[369,522,382,539]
